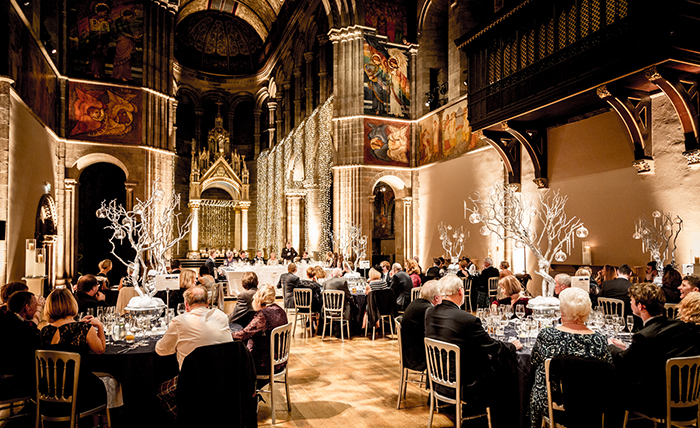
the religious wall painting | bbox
[68,82,142,144]
[364,118,410,167]
[8,7,57,130]
[418,112,441,166]
[362,0,407,44]
[363,36,410,119]
[68,0,144,84]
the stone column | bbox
[293,67,303,124]
[304,52,315,116]
[253,108,261,157]
[64,179,78,281]
[42,235,58,292]
[234,207,242,251]
[394,197,407,266]
[283,82,292,136]
[194,108,203,145]
[317,35,329,102]
[240,201,250,251]
[402,197,412,263]
[368,195,376,256]
[304,184,321,252]
[286,193,303,252]
[188,200,200,255]
[267,100,277,147]
[227,110,235,144]
[276,89,284,143]
[124,182,137,211]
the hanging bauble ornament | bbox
[154,188,164,201]
[96,208,106,219]
[675,217,682,224]
[121,217,131,226]
[575,226,589,238]
[114,229,126,240]
[480,226,490,236]
[469,213,481,224]
[514,240,525,249]
[652,210,661,218]
[632,232,642,239]
[554,250,567,262]
[133,203,143,215]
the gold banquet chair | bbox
[320,290,350,341]
[488,277,499,302]
[257,323,293,425]
[411,286,421,302]
[292,288,316,338]
[623,355,700,428]
[597,297,625,317]
[664,303,680,320]
[424,338,492,428]
[35,350,111,428]
[395,319,426,409]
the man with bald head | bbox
[323,268,354,320]
[400,280,442,371]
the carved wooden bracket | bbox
[501,121,548,188]
[645,66,700,165]
[480,129,522,188]
[596,84,653,173]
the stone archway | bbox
[367,173,412,266]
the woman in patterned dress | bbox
[529,287,612,428]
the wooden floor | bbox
[256,326,455,428]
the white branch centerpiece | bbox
[97,182,192,308]
[633,211,682,285]
[334,224,368,274]
[467,183,588,299]
[437,222,466,274]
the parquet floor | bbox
[256,328,454,428]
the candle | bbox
[695,257,699,265]
[37,254,43,263]
[28,243,34,250]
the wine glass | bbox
[626,315,635,333]
[515,304,525,319]
[177,303,185,316]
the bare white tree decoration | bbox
[633,211,682,284]
[437,222,465,267]
[333,224,368,270]
[97,182,192,302]
[467,183,588,297]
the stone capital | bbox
[304,52,315,63]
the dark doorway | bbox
[77,163,132,286]
[371,182,395,266]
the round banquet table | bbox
[87,336,179,427]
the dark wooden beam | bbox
[502,121,547,188]
[480,129,521,188]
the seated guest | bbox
[301,251,311,264]
[645,260,659,282]
[198,265,224,310]
[389,263,412,311]
[405,259,422,288]
[297,266,323,313]
[232,284,288,384]
[156,286,233,416]
[475,257,499,308]
[530,287,612,428]
[679,274,700,300]
[456,259,470,278]
[498,261,513,279]
[425,258,442,281]
[267,252,280,266]
[96,259,112,290]
[553,273,571,297]
[425,275,521,427]
[575,267,599,308]
[492,275,531,316]
[679,291,700,324]
[40,288,107,413]
[279,263,301,310]
[75,274,106,314]
[366,268,389,293]
[597,264,617,287]
[222,250,237,267]
[324,251,335,268]
[204,249,217,278]
[118,265,135,290]
[661,265,682,303]
[238,250,249,264]
[400,280,441,371]
[0,281,30,316]
[324,268,353,320]
[228,272,259,330]
[169,269,197,310]
[170,259,182,274]
[0,290,40,395]
[379,261,391,282]
[609,283,700,420]
[252,251,266,265]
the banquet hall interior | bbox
[2,0,700,426]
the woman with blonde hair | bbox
[679,291,700,324]
[232,284,288,379]
[96,259,113,290]
[492,275,531,315]
[168,269,197,309]
[405,259,422,288]
[365,268,389,293]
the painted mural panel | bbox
[68,82,142,144]
[418,100,485,166]
[363,36,410,119]
[362,0,407,44]
[363,118,410,167]
[68,0,144,84]
[8,8,57,130]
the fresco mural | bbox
[68,82,142,144]
[418,100,485,166]
[8,8,57,130]
[68,0,144,83]
[364,118,410,167]
[362,0,407,44]
[363,36,410,119]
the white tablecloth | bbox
[223,265,333,297]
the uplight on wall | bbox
[582,241,591,265]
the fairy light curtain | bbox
[199,199,236,250]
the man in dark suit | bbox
[400,279,441,371]
[389,263,413,312]
[609,283,700,419]
[426,275,521,427]
[205,249,217,277]
[278,263,301,309]
[0,290,40,395]
[475,257,499,308]
[75,274,106,314]
[601,264,634,321]
[425,258,442,281]
[228,272,259,330]
[281,241,298,264]
[323,268,353,320]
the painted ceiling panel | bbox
[235,3,269,40]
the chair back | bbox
[322,290,345,317]
[424,338,460,401]
[664,303,680,320]
[666,356,700,418]
[116,287,140,315]
[395,318,404,366]
[35,350,81,426]
[293,288,312,312]
[411,287,421,302]
[598,297,624,316]
[488,277,499,299]
[270,323,293,374]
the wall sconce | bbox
[582,241,591,265]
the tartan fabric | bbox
[157,375,179,417]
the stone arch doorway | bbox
[368,174,412,266]
[76,163,132,284]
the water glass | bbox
[177,303,186,315]
[515,304,525,319]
